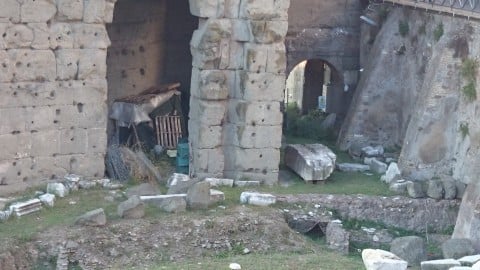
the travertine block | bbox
[191,147,225,175]
[244,43,268,73]
[57,0,83,21]
[50,23,74,49]
[0,50,13,82]
[266,43,286,74]
[188,122,223,149]
[5,24,34,48]
[20,0,57,23]
[239,0,290,20]
[225,0,241,18]
[72,24,110,49]
[77,49,107,80]
[232,19,251,41]
[0,0,20,23]
[59,128,88,155]
[228,100,283,125]
[29,23,51,49]
[250,20,288,44]
[224,146,280,171]
[83,0,106,23]
[236,71,285,101]
[191,68,234,100]
[8,49,56,82]
[55,49,81,80]
[226,124,282,148]
[189,98,227,125]
[189,0,224,18]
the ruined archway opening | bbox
[283,59,345,143]
[106,0,196,147]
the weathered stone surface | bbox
[240,192,276,206]
[284,144,336,182]
[449,267,473,270]
[456,182,467,199]
[442,180,457,200]
[362,249,408,270]
[474,261,480,270]
[459,254,480,266]
[20,0,57,23]
[47,183,68,198]
[5,24,34,48]
[75,208,106,226]
[362,146,385,157]
[189,0,221,18]
[57,0,84,20]
[234,180,260,187]
[383,163,402,184]
[8,49,56,81]
[250,20,288,44]
[205,178,234,187]
[454,184,480,251]
[140,194,187,212]
[370,159,388,174]
[187,181,211,210]
[0,0,20,23]
[326,221,349,254]
[38,193,55,207]
[390,236,426,266]
[210,189,225,204]
[83,0,106,23]
[442,239,475,259]
[420,259,461,270]
[168,176,201,195]
[126,183,161,198]
[427,180,444,200]
[390,180,408,195]
[407,181,426,198]
[117,196,145,219]
[336,163,370,172]
[239,0,290,20]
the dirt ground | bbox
[1,204,321,269]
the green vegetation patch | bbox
[459,122,470,139]
[398,20,409,37]
[433,22,444,42]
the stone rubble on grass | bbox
[47,182,69,198]
[364,157,376,166]
[0,209,12,222]
[167,173,191,187]
[9,199,42,217]
[284,144,336,182]
[186,181,211,210]
[442,239,475,259]
[126,183,161,197]
[234,181,261,187]
[79,180,97,189]
[420,258,461,270]
[141,194,188,213]
[370,159,388,174]
[406,181,426,198]
[210,189,225,204]
[390,236,426,266]
[336,163,371,172]
[64,174,81,191]
[427,180,444,200]
[205,178,234,187]
[442,180,457,200]
[229,263,242,270]
[39,193,56,207]
[382,162,402,184]
[389,180,408,194]
[240,192,276,206]
[75,208,107,227]
[362,249,408,270]
[361,145,384,157]
[326,220,350,255]
[167,174,201,195]
[118,196,145,219]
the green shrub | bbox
[433,23,444,42]
[284,103,333,141]
[461,58,479,81]
[459,123,469,139]
[462,82,477,102]
[398,21,409,37]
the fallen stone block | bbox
[75,208,107,227]
[210,189,225,204]
[39,193,55,207]
[442,180,457,200]
[442,239,475,259]
[420,259,461,270]
[406,181,426,198]
[285,144,336,182]
[383,163,402,184]
[126,183,161,197]
[118,196,145,219]
[9,199,42,217]
[364,157,376,166]
[336,163,370,172]
[47,182,69,198]
[168,174,201,195]
[362,145,384,157]
[167,173,190,187]
[390,236,426,266]
[427,180,444,200]
[78,180,97,189]
[205,178,234,187]
[0,210,11,222]
[240,192,276,206]
[326,221,350,255]
[187,181,211,210]
[449,267,473,270]
[362,249,408,270]
[370,159,388,174]
[234,180,260,187]
[459,254,480,266]
[140,194,187,213]
[389,180,408,195]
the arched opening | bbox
[284,59,345,142]
[106,0,196,147]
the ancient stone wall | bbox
[188,0,290,184]
[0,0,115,194]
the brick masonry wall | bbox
[0,0,116,195]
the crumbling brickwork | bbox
[0,0,116,194]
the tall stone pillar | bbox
[188,0,290,184]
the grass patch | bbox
[284,104,335,142]
[0,189,118,246]
[433,22,443,42]
[151,250,364,270]
[398,20,409,37]
[461,58,478,81]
